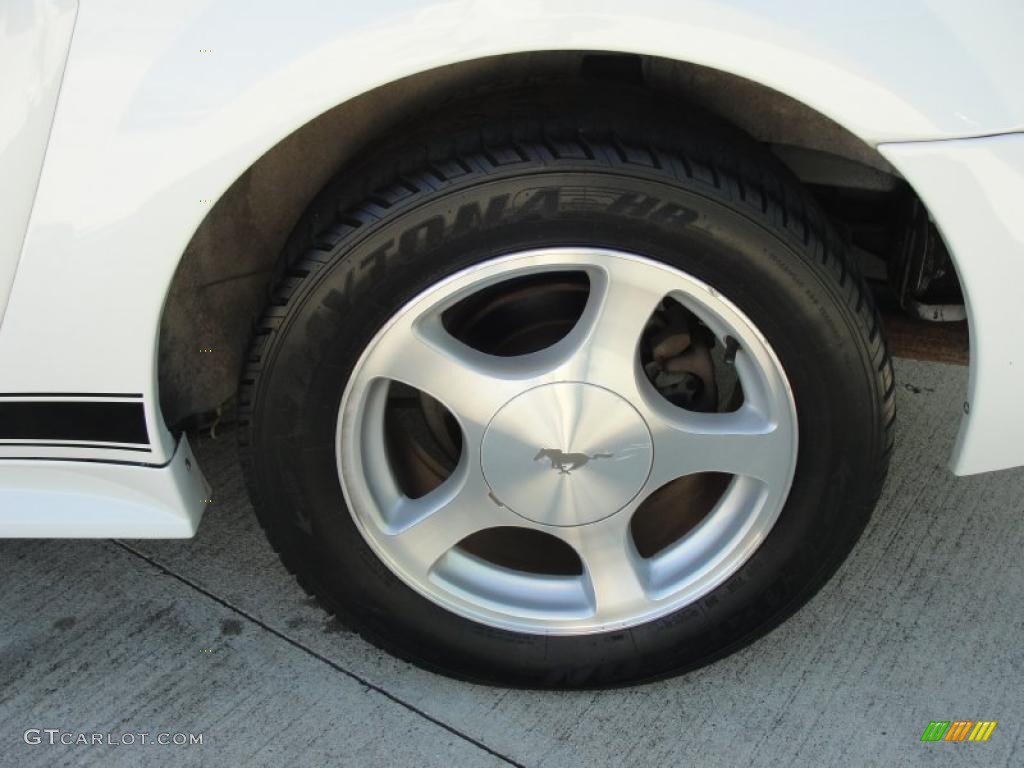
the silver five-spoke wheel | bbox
[338,248,798,634]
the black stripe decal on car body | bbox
[0,392,143,399]
[0,442,152,452]
[0,401,149,445]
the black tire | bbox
[238,87,895,687]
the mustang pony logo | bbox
[533,448,613,475]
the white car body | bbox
[1,0,1022,537]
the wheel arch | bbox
[157,51,900,427]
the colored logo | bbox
[920,721,997,742]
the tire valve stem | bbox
[723,335,740,365]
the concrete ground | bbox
[1,358,1021,767]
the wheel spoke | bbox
[556,515,650,620]
[552,261,666,393]
[646,405,793,490]
[383,467,501,579]
[362,317,522,430]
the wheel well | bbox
[157,50,911,428]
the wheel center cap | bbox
[481,382,653,527]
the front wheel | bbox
[239,95,894,687]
